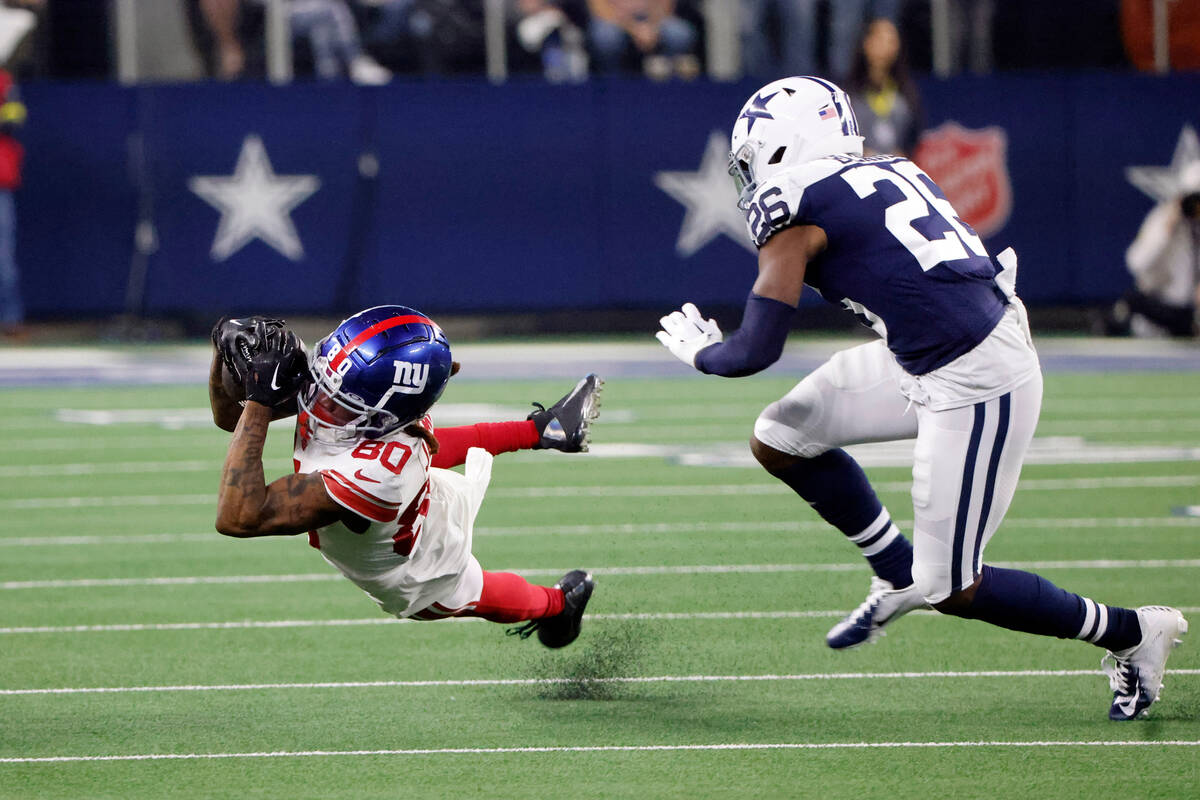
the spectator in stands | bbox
[0,0,41,74]
[288,0,393,83]
[512,0,588,82]
[1105,163,1200,338]
[0,67,24,339]
[361,0,485,75]
[740,0,902,82]
[586,0,699,79]
[192,0,248,79]
[189,0,392,83]
[844,16,922,158]
[945,0,994,74]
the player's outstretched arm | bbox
[215,402,345,537]
[216,332,345,537]
[657,224,825,377]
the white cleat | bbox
[826,576,929,649]
[1102,605,1188,721]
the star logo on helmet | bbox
[739,90,779,134]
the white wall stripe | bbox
[3,516,1199,547]
[3,474,1198,510]
[4,669,1200,697]
[2,740,1199,764]
[5,560,1200,591]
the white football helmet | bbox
[729,76,864,209]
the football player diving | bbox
[656,76,1187,720]
[209,307,600,647]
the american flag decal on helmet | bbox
[818,106,837,121]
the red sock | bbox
[431,422,540,469]
[467,571,564,623]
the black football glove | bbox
[528,373,603,452]
[242,330,307,408]
[211,316,291,384]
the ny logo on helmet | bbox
[393,360,429,394]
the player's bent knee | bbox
[927,577,982,617]
[912,571,961,613]
[750,435,799,473]
[931,592,972,617]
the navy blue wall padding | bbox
[14,73,1200,318]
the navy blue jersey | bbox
[744,154,1007,375]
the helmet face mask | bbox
[728,76,864,207]
[299,373,401,444]
[298,305,452,445]
[728,140,760,210]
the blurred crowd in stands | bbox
[4,0,1197,84]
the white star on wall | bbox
[1126,124,1200,203]
[189,135,321,262]
[654,131,755,257]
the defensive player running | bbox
[656,76,1187,720]
[209,307,600,648]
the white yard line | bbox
[3,473,1200,511]
[15,416,1200,433]
[5,669,1200,697]
[2,516,1199,547]
[4,607,1199,637]
[0,461,290,478]
[0,611,848,635]
[4,559,1200,591]
[6,435,226,451]
[2,740,1199,764]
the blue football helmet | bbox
[299,305,453,444]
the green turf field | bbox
[1,366,1198,799]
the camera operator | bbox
[1107,163,1200,338]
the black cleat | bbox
[507,570,595,649]
[528,374,603,452]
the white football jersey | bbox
[293,416,491,617]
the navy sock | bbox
[769,449,913,588]
[964,565,1141,650]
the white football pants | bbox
[754,338,1042,604]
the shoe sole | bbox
[576,377,603,452]
[826,627,885,650]
[826,590,928,650]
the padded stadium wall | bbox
[15,73,1200,322]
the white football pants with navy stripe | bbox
[754,337,1042,604]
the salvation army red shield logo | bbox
[914,122,1012,238]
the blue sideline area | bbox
[1,338,1199,388]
